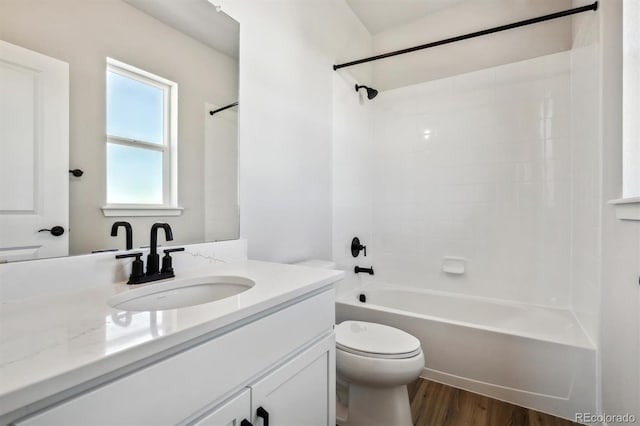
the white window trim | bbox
[608,197,640,221]
[102,58,181,217]
[102,205,184,217]
[612,0,640,220]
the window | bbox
[623,0,640,199]
[611,0,640,220]
[103,58,180,216]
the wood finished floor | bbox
[408,379,582,426]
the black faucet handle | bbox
[163,247,185,254]
[351,237,367,257]
[161,248,184,275]
[115,252,142,260]
[116,252,145,283]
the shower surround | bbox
[371,51,575,307]
[332,37,601,417]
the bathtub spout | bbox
[355,266,374,275]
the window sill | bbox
[608,197,640,221]
[102,206,184,217]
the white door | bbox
[194,389,251,426]
[250,335,335,426]
[0,40,69,262]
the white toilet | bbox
[335,320,424,426]
[292,260,425,426]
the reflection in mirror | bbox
[0,0,239,262]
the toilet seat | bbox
[336,321,421,360]
[336,344,422,359]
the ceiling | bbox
[124,0,239,59]
[346,0,471,34]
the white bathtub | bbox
[336,285,596,421]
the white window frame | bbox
[102,58,181,217]
[609,0,640,220]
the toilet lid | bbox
[336,321,421,359]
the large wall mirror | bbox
[0,0,239,261]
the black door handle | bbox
[257,407,269,426]
[38,226,65,236]
[69,169,84,177]
[240,420,253,426]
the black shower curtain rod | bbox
[333,2,598,71]
[209,101,239,115]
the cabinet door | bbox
[250,334,335,426]
[194,389,251,426]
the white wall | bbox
[569,1,602,348]
[332,71,375,298]
[218,0,372,262]
[366,53,574,306]
[0,0,239,254]
[598,0,640,421]
[204,107,239,242]
[370,0,573,91]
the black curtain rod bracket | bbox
[209,101,239,115]
[333,2,597,71]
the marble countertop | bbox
[0,260,343,416]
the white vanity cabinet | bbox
[13,289,335,426]
[248,336,334,426]
[194,389,251,426]
[195,335,334,426]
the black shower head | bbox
[355,84,378,100]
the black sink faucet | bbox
[147,223,173,276]
[111,221,133,251]
[116,223,183,285]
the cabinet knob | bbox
[257,406,269,426]
[240,420,253,426]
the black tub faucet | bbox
[147,223,173,276]
[111,221,133,251]
[351,237,367,257]
[355,266,374,275]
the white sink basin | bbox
[108,275,255,311]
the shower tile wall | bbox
[371,52,574,307]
